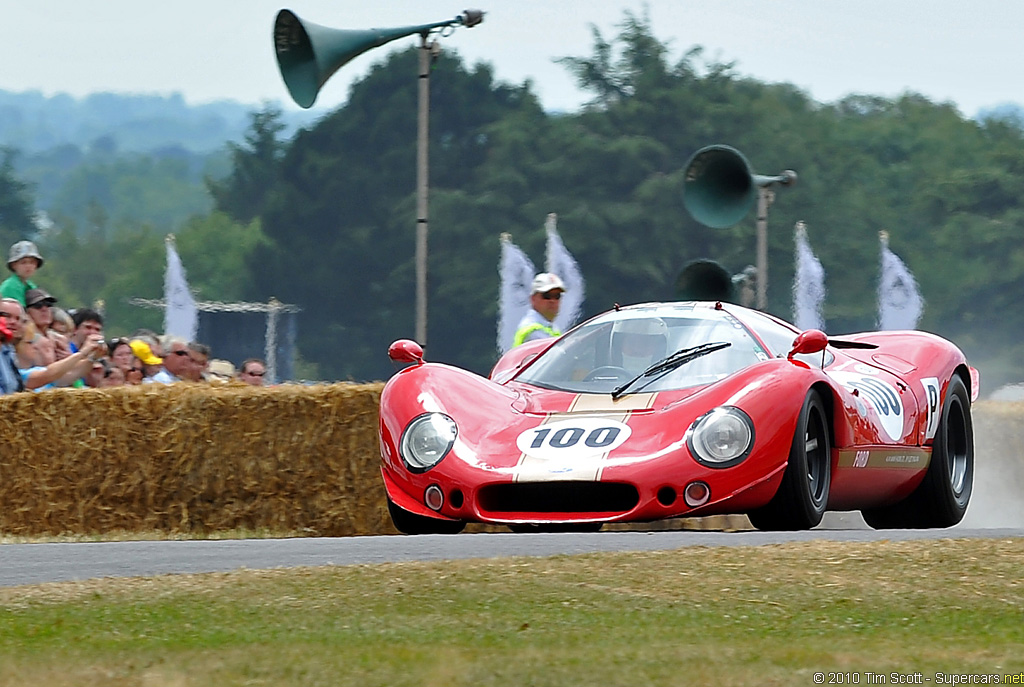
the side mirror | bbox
[388,339,424,364]
[788,329,828,359]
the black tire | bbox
[748,390,831,531]
[862,376,973,529]
[387,497,465,535]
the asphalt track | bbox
[2,525,1022,588]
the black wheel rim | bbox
[946,396,970,497]
[805,407,828,506]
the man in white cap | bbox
[513,272,566,347]
[0,240,44,306]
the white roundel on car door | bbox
[829,370,905,441]
[516,417,632,461]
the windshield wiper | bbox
[611,341,732,400]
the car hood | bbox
[506,380,704,415]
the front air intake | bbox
[478,481,639,514]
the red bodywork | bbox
[379,303,975,527]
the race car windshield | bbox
[515,304,767,394]
[611,341,732,399]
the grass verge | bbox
[1,537,1022,686]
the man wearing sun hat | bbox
[513,272,566,347]
[24,288,58,333]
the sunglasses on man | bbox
[541,291,562,301]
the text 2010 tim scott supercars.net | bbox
[378,301,976,534]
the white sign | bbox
[516,418,632,461]
[921,377,940,440]
[829,370,905,441]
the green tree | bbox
[38,211,266,338]
[49,151,215,236]
[0,147,37,249]
[207,106,288,224]
[174,211,270,302]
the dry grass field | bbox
[1,538,1022,686]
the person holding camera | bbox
[0,298,104,392]
[68,308,104,354]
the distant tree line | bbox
[2,11,1023,389]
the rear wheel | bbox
[748,390,831,531]
[387,497,465,535]
[862,376,973,529]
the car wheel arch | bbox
[952,365,973,402]
[747,387,833,530]
[811,380,839,457]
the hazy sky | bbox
[0,1,1020,118]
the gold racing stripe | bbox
[567,393,657,413]
[513,393,657,482]
[837,447,931,469]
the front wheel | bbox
[862,375,973,529]
[387,498,465,535]
[748,390,831,531]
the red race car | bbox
[379,301,977,534]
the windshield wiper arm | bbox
[611,341,732,400]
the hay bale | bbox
[0,383,389,537]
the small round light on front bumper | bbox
[424,484,445,511]
[686,406,754,468]
[399,413,457,472]
[683,481,711,508]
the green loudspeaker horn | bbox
[682,145,797,229]
[674,259,735,302]
[273,9,484,108]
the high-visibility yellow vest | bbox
[513,322,560,347]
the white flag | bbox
[164,235,198,341]
[792,222,826,331]
[544,213,585,334]
[497,233,536,353]
[878,231,924,330]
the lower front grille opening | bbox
[657,486,677,506]
[478,481,640,514]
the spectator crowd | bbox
[0,240,268,395]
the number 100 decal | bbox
[516,418,632,461]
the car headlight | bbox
[686,406,754,468]
[399,413,458,472]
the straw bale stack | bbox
[0,382,391,537]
